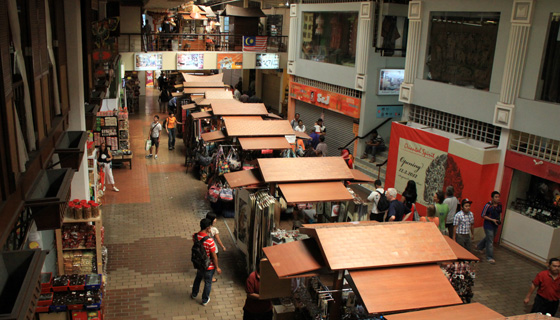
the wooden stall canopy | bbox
[348,169,376,184]
[310,222,457,270]
[201,130,227,142]
[197,98,239,106]
[278,182,354,203]
[238,137,292,150]
[348,265,462,314]
[386,302,503,320]
[191,111,213,119]
[225,119,294,137]
[184,87,226,94]
[182,103,197,110]
[193,97,204,104]
[183,81,227,88]
[174,84,184,89]
[265,113,283,120]
[222,116,263,122]
[443,236,480,261]
[211,103,268,116]
[182,73,224,83]
[495,314,560,320]
[295,131,312,140]
[204,90,234,99]
[262,238,327,278]
[259,259,292,300]
[257,157,354,183]
[223,169,265,188]
[172,92,185,97]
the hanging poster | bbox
[290,82,361,118]
[134,53,163,71]
[177,53,204,70]
[217,53,243,69]
[145,71,154,87]
[256,53,279,69]
[378,69,404,95]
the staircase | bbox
[353,147,389,193]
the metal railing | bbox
[120,32,288,53]
[338,117,393,151]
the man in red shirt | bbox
[243,263,273,320]
[191,218,222,306]
[524,258,560,315]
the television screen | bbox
[378,69,405,95]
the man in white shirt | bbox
[367,180,387,222]
[147,115,163,159]
[290,113,301,129]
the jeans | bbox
[192,268,215,303]
[365,144,386,156]
[477,227,496,260]
[455,233,471,251]
[168,128,176,148]
[531,294,559,316]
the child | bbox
[420,205,439,228]
[206,212,226,282]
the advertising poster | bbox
[177,53,204,70]
[385,122,499,227]
[378,69,404,95]
[217,53,243,69]
[290,82,361,118]
[146,71,154,87]
[134,53,162,71]
[256,53,279,69]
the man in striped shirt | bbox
[191,218,222,306]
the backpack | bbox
[376,190,390,212]
[191,235,211,270]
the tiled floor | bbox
[102,88,555,319]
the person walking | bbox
[453,198,475,251]
[205,212,226,282]
[434,191,449,233]
[314,135,328,157]
[386,188,406,222]
[191,218,222,306]
[147,115,163,159]
[524,258,560,316]
[243,263,273,320]
[98,142,119,192]
[476,191,502,264]
[159,88,171,113]
[165,112,182,150]
[444,186,459,236]
[367,180,386,222]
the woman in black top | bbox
[98,142,119,192]
[402,180,417,211]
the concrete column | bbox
[255,70,263,99]
[64,0,89,200]
[398,1,422,104]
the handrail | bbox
[338,117,393,150]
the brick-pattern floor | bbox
[102,89,556,319]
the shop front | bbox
[499,150,560,264]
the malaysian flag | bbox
[243,36,268,52]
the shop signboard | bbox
[134,53,162,71]
[256,54,279,69]
[217,53,243,69]
[378,69,404,95]
[177,53,204,70]
[384,122,500,227]
[290,82,361,119]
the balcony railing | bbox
[120,33,288,53]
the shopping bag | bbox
[145,138,152,151]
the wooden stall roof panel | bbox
[266,113,283,119]
[262,238,326,278]
[197,98,236,106]
[193,97,204,104]
[222,116,263,122]
[183,81,226,88]
[172,92,185,97]
[191,111,213,119]
[443,236,479,261]
[212,103,268,116]
[348,169,376,183]
[386,303,502,320]
[201,130,226,142]
[349,265,462,314]
[496,314,560,320]
[278,182,354,203]
[182,73,223,83]
[182,103,197,110]
[226,119,294,137]
[224,169,264,188]
[238,137,291,150]
[184,87,226,94]
[257,157,353,183]
[295,131,312,140]
[314,222,457,270]
[205,90,233,99]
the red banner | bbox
[385,122,499,227]
[290,82,361,119]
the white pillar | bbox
[399,1,422,104]
[65,0,89,200]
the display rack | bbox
[55,211,103,276]
[93,112,119,150]
[87,148,100,202]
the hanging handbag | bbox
[207,182,222,203]
[216,146,230,176]
[219,183,234,201]
[227,148,242,171]
[412,203,420,221]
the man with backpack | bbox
[191,218,222,306]
[367,180,389,222]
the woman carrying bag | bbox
[98,142,119,192]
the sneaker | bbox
[190,294,196,300]
[113,187,119,192]
[155,155,158,159]
[146,154,152,158]
[169,147,172,150]
[201,298,210,306]
[487,258,496,264]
